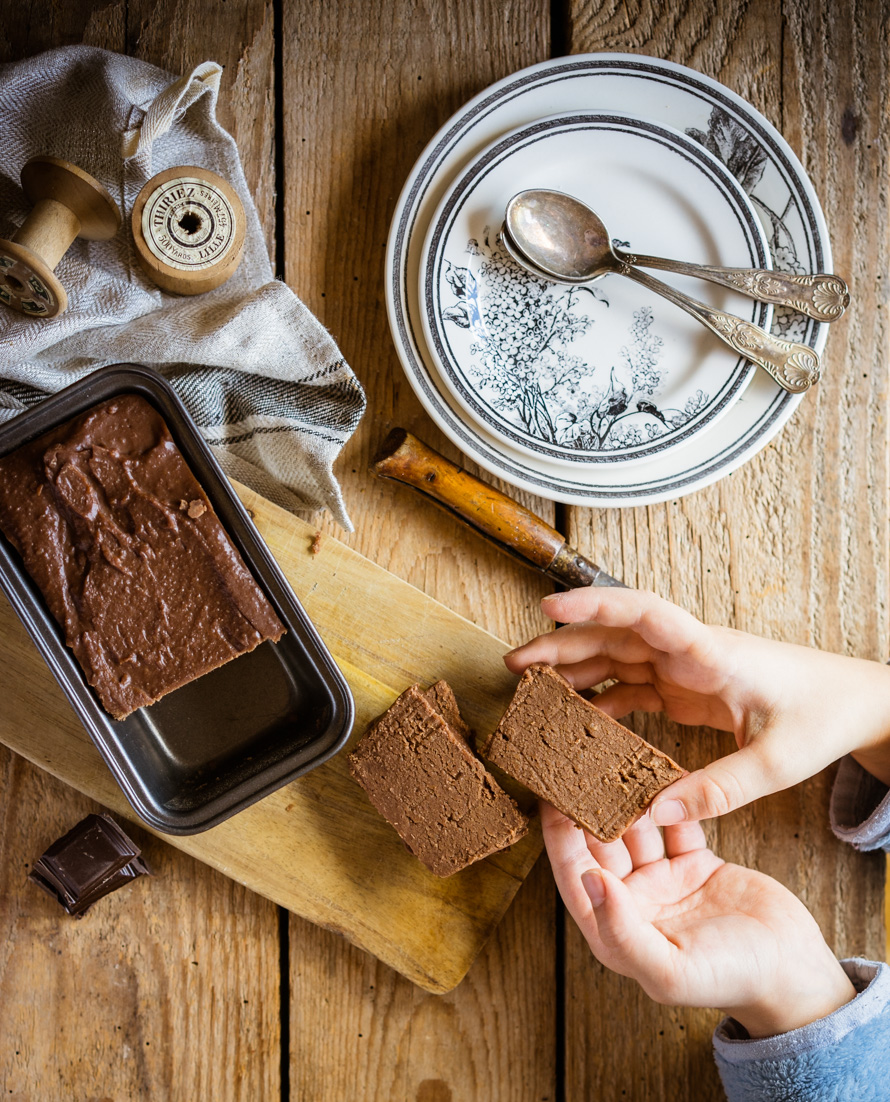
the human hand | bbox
[505,587,890,825]
[542,803,856,1037]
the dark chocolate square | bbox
[29,813,152,916]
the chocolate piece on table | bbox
[0,394,285,720]
[349,683,529,877]
[481,664,684,842]
[28,813,152,917]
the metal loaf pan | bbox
[0,364,354,834]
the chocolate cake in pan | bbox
[0,393,285,720]
[0,364,354,834]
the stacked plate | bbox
[385,54,831,507]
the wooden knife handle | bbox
[371,429,625,589]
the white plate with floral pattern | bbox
[385,54,832,506]
[418,110,772,468]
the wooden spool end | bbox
[131,166,246,295]
[0,156,120,319]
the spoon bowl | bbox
[499,224,568,280]
[506,191,616,282]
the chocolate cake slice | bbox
[481,664,683,842]
[0,395,285,720]
[349,683,529,877]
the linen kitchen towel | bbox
[0,46,365,528]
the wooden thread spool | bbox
[0,156,121,319]
[131,166,246,295]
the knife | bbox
[371,429,626,589]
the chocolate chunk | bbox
[28,813,152,916]
[481,664,684,842]
[349,683,529,877]
[0,395,285,719]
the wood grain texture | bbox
[562,1,889,1099]
[280,1,557,1098]
[0,753,282,1101]
[372,429,570,573]
[127,0,277,255]
[0,5,281,1100]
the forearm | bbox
[850,746,890,788]
[829,656,890,785]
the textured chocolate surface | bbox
[349,683,529,877]
[482,664,684,842]
[0,395,285,719]
[28,813,151,917]
[422,679,474,748]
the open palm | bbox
[543,804,855,1037]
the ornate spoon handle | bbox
[617,249,850,322]
[623,267,821,394]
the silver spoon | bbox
[506,189,850,321]
[502,197,827,395]
[501,222,820,396]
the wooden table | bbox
[1,2,887,1098]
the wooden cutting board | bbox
[0,481,543,994]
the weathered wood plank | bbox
[562,1,889,1099]
[280,1,557,1098]
[0,753,282,1101]
[0,5,282,1099]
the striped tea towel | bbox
[0,46,365,529]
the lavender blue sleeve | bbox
[712,759,890,1099]
[829,755,890,850]
[714,959,890,1101]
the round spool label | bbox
[140,176,238,271]
[0,249,58,315]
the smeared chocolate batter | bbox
[0,395,284,719]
